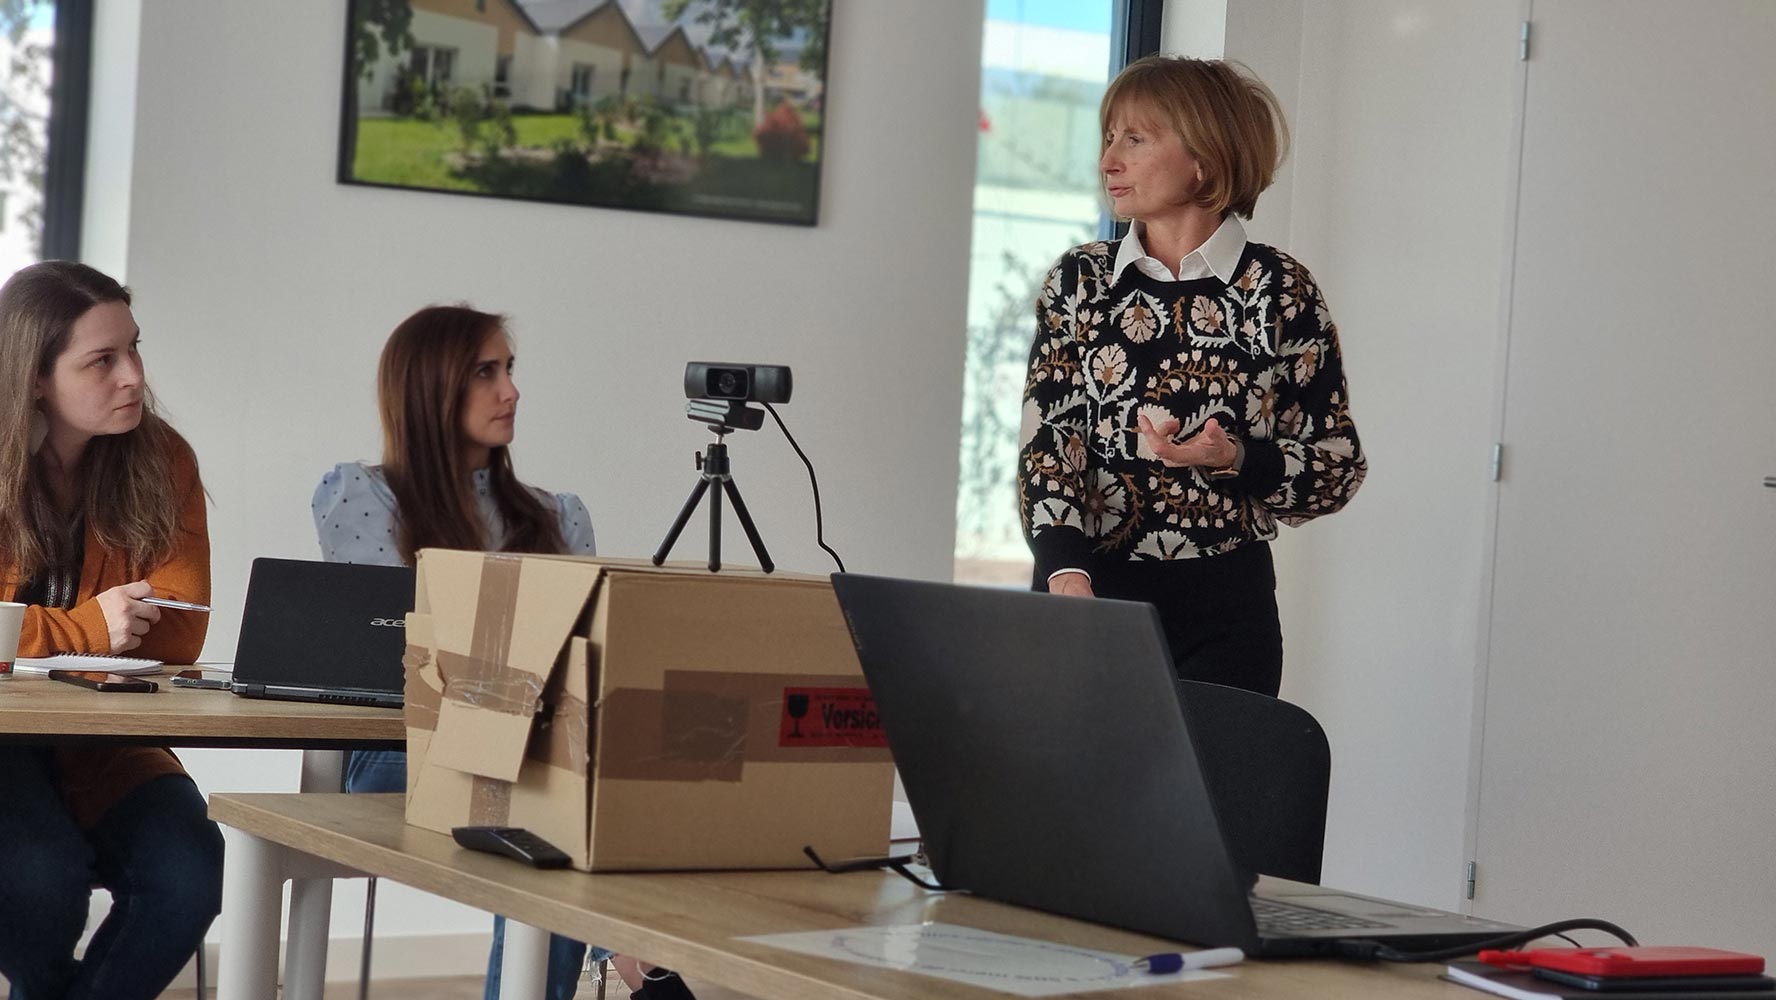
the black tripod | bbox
[652,430,775,573]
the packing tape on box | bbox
[454,691,588,828]
[403,641,442,732]
[599,670,894,782]
[469,774,513,826]
[436,555,548,718]
[528,690,590,776]
[438,653,547,717]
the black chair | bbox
[1175,680,1330,885]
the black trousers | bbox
[1038,541,1285,697]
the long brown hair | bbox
[0,261,184,580]
[377,305,565,563]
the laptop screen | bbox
[232,557,415,694]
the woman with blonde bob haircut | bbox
[1019,56,1366,697]
[1099,55,1289,221]
[0,261,220,1000]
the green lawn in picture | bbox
[510,114,584,147]
[351,107,823,219]
[351,118,474,190]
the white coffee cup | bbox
[0,601,24,678]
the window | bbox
[411,45,457,90]
[570,63,594,103]
[954,0,1162,585]
[494,54,513,98]
[2,0,91,276]
[434,48,456,86]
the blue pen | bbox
[1133,947,1246,974]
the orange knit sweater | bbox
[3,434,210,826]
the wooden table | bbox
[0,672,404,748]
[210,792,1473,1000]
[1,674,405,1000]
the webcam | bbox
[684,362,792,405]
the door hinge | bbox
[1490,443,1504,482]
[1519,21,1532,61]
[1465,861,1478,900]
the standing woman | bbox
[312,305,694,1000]
[0,261,221,1000]
[1019,56,1366,697]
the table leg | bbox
[216,828,283,1000]
[499,921,550,1000]
[285,748,348,1000]
[300,748,346,793]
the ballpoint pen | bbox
[141,597,211,612]
[1133,947,1246,974]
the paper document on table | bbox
[738,922,1233,996]
[14,654,165,675]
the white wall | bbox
[1166,1,1522,909]
[117,0,981,953]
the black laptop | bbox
[829,573,1521,957]
[231,557,414,708]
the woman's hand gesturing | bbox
[1137,414,1237,469]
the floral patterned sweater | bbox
[1018,239,1366,579]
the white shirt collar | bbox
[1112,215,1248,285]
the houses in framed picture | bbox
[339,0,832,225]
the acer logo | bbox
[368,618,405,628]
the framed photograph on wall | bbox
[339,0,833,226]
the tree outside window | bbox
[955,1,1114,585]
[0,0,53,278]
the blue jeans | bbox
[344,750,606,999]
[344,747,409,794]
[0,751,223,1000]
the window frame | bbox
[41,0,95,261]
[1101,0,1163,241]
[1111,0,1164,73]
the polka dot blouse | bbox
[311,461,596,566]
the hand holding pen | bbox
[95,584,210,654]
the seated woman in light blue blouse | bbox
[312,306,698,1000]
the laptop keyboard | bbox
[1251,896,1392,934]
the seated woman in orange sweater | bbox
[0,261,220,1000]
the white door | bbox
[1474,1,1776,956]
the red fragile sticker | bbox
[778,687,889,748]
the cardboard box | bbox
[401,552,895,871]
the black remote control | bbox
[451,826,572,868]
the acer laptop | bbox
[231,557,414,708]
[829,573,1520,957]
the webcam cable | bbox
[764,402,846,572]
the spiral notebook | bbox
[14,654,165,676]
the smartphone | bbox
[171,669,233,691]
[1533,967,1776,992]
[1526,947,1766,978]
[48,670,159,693]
